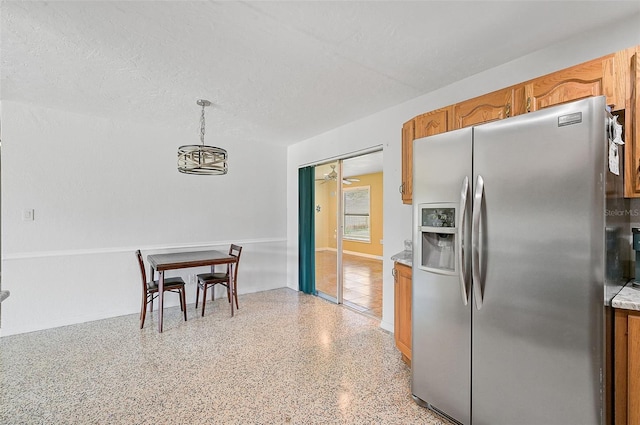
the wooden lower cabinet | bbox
[393,262,412,365]
[614,308,640,425]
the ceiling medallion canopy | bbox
[177,99,228,175]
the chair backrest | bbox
[136,250,148,291]
[228,244,243,282]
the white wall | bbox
[3,14,639,336]
[1,101,288,336]
[287,14,640,332]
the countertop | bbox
[612,282,640,311]
[391,250,412,267]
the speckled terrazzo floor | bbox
[0,288,452,425]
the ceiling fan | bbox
[319,165,360,185]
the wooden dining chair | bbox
[195,244,243,316]
[136,250,187,329]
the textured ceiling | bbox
[2,1,640,146]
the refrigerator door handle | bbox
[458,176,469,305]
[472,175,484,310]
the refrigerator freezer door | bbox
[412,128,472,424]
[471,97,605,425]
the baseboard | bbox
[379,319,394,333]
[342,250,382,260]
[314,247,382,260]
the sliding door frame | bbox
[299,146,382,305]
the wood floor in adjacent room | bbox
[315,251,383,319]
[0,288,452,425]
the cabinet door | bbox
[394,263,412,363]
[404,108,452,205]
[453,85,524,129]
[625,51,640,197]
[414,108,450,139]
[525,55,616,112]
[401,119,415,205]
[615,309,629,425]
[614,308,640,425]
[629,315,640,424]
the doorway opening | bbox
[313,150,383,319]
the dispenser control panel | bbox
[419,203,457,275]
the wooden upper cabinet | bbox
[453,85,525,129]
[402,108,451,204]
[525,54,617,112]
[401,45,640,202]
[414,108,451,139]
[625,48,640,197]
[401,119,415,204]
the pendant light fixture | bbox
[177,99,228,175]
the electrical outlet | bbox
[22,209,34,221]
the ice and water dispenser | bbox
[419,204,457,274]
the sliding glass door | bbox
[314,161,342,303]
[302,150,384,318]
[340,153,384,318]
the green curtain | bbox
[298,166,316,294]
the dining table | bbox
[147,249,238,333]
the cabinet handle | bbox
[526,97,531,113]
[399,183,404,194]
[505,103,511,118]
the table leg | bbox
[158,270,164,333]
[211,265,215,302]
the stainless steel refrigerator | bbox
[411,96,627,425]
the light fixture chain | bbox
[200,103,206,145]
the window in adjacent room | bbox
[343,185,370,242]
